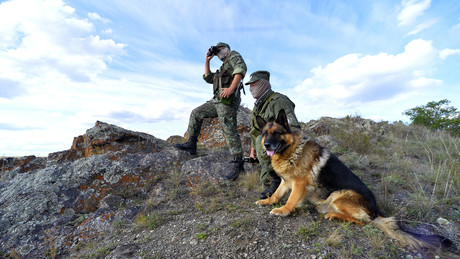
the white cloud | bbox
[289,39,442,122]
[88,12,110,23]
[102,29,113,34]
[439,48,460,59]
[0,0,127,156]
[294,39,437,101]
[0,71,204,156]
[0,0,125,88]
[397,0,431,26]
[406,18,437,36]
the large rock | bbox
[304,116,386,137]
[1,156,47,179]
[0,121,191,257]
[180,150,258,187]
[48,120,167,162]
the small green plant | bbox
[195,223,208,231]
[196,233,207,240]
[225,203,239,212]
[112,219,128,234]
[88,246,110,259]
[195,198,222,214]
[340,242,364,257]
[231,218,252,229]
[190,180,220,198]
[135,213,169,230]
[144,172,166,191]
[270,203,282,210]
[297,221,321,240]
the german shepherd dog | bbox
[255,109,454,250]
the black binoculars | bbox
[207,46,220,56]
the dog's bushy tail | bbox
[372,216,455,250]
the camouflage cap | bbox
[216,42,230,49]
[245,70,270,85]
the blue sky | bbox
[1,0,459,156]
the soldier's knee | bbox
[191,108,207,122]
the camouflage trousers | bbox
[255,134,274,186]
[187,97,243,156]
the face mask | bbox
[250,79,271,99]
[217,47,230,60]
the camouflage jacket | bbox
[203,50,247,101]
[249,89,300,147]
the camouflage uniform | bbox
[187,49,247,156]
[249,89,300,185]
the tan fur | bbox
[256,131,340,217]
[372,217,431,249]
[319,190,372,225]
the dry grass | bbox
[384,125,460,221]
[134,212,170,230]
[325,229,343,247]
[44,228,58,259]
[237,169,261,192]
[323,116,460,223]
[304,116,459,257]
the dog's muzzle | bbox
[264,143,279,157]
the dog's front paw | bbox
[270,207,292,217]
[256,199,271,206]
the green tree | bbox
[403,99,460,136]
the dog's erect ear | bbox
[256,116,266,131]
[276,109,291,132]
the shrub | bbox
[403,99,459,136]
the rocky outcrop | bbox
[304,115,386,137]
[1,156,47,177]
[0,107,255,257]
[0,121,189,256]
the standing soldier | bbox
[175,42,247,180]
[246,71,301,198]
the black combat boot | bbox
[225,155,244,181]
[259,171,281,199]
[174,136,198,155]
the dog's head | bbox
[256,109,294,157]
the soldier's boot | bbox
[259,171,281,199]
[174,136,198,155]
[225,155,244,181]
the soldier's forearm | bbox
[204,60,211,77]
[229,74,243,92]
